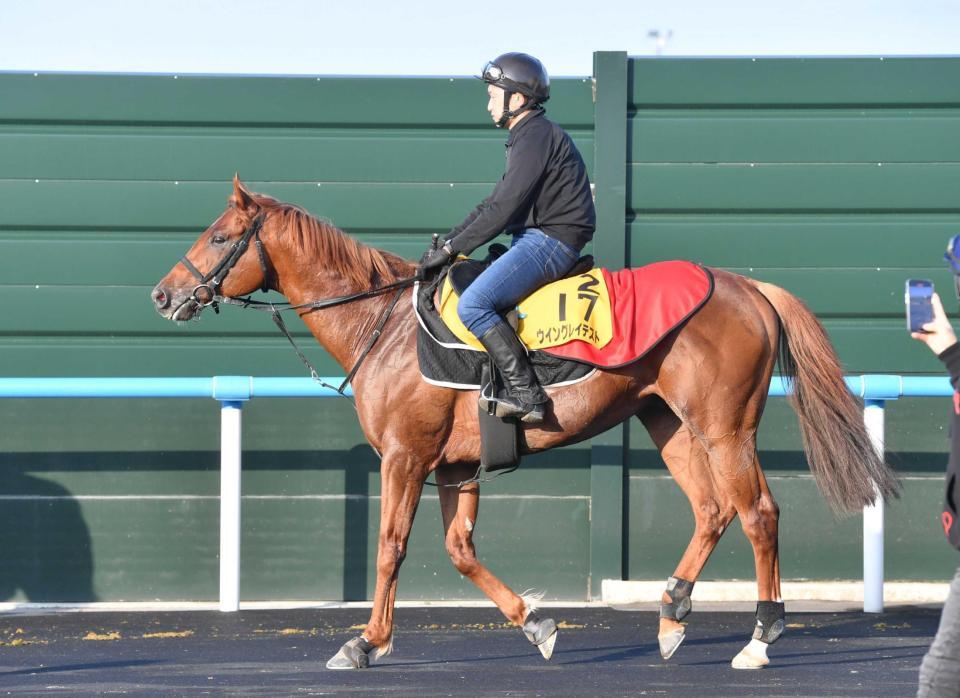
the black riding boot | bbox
[476,322,548,424]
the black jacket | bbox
[447,109,595,256]
[937,342,960,551]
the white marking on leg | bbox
[371,635,394,662]
[519,589,545,616]
[732,637,770,669]
[464,517,473,533]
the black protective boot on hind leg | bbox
[476,322,548,424]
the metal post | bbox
[589,50,629,599]
[863,399,885,613]
[219,400,242,612]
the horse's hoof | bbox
[537,627,558,660]
[658,627,686,660]
[523,613,558,661]
[326,636,374,670]
[731,638,770,670]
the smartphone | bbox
[905,279,934,333]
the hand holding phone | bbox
[906,279,935,333]
[909,288,958,356]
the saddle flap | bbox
[478,362,520,472]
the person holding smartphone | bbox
[911,290,960,697]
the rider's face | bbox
[486,84,524,126]
[486,84,505,124]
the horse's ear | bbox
[230,174,257,215]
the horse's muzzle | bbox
[152,284,199,321]
[151,285,171,311]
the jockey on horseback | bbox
[419,53,596,424]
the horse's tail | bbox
[750,280,900,515]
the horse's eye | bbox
[211,235,227,245]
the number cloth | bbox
[439,261,714,368]
[441,268,612,351]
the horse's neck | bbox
[276,263,410,374]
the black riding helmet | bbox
[480,52,550,128]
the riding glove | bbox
[418,239,455,274]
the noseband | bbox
[178,214,271,314]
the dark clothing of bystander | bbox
[916,343,960,697]
[937,343,960,550]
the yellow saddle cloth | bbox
[439,268,613,351]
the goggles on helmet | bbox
[481,62,504,83]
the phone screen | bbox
[906,279,934,333]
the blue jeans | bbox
[458,228,580,338]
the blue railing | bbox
[769,375,952,399]
[0,374,947,399]
[0,376,353,399]
[0,374,952,612]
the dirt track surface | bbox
[0,605,939,696]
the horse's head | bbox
[152,176,272,322]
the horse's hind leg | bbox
[690,415,784,669]
[639,402,737,660]
[436,463,558,660]
[717,450,783,669]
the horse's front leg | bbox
[437,463,558,660]
[326,451,426,670]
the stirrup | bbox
[479,383,545,423]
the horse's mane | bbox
[253,192,413,287]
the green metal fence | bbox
[0,55,958,603]
[615,54,960,588]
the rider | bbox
[419,52,596,424]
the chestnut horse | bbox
[152,178,898,670]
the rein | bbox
[177,215,490,489]
[177,214,419,397]
[220,282,413,394]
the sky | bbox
[0,0,957,77]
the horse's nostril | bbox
[152,286,170,310]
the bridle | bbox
[174,212,419,394]
[176,213,270,318]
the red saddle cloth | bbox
[542,261,713,368]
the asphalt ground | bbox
[0,604,940,697]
